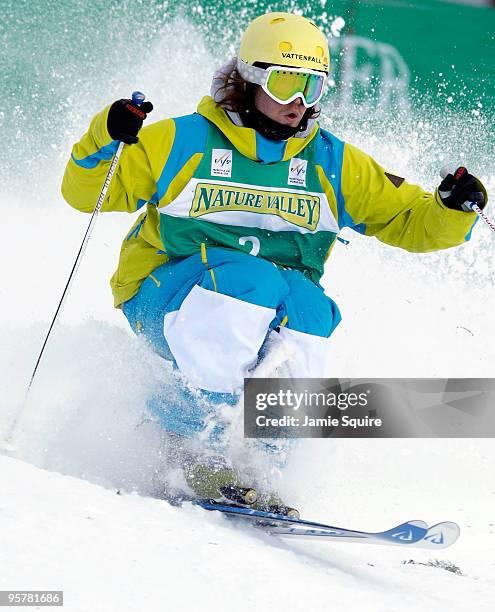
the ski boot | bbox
[186,459,300,517]
[184,456,257,506]
[252,490,300,519]
[154,434,299,517]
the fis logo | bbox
[211,149,233,177]
[288,158,308,187]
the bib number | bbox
[239,236,260,256]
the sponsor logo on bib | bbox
[211,149,232,177]
[190,183,320,230]
[288,158,308,187]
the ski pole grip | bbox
[439,165,474,210]
[132,91,146,106]
[440,165,468,181]
[439,166,495,232]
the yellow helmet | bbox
[239,12,330,75]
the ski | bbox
[410,521,460,549]
[194,501,434,547]
[272,519,460,549]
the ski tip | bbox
[418,521,461,549]
[407,520,429,529]
[382,520,428,544]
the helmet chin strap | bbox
[239,83,310,141]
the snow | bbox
[1,453,494,612]
[1,12,494,612]
[331,16,346,37]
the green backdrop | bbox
[183,0,495,117]
[1,0,493,183]
[326,0,495,115]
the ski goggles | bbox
[237,58,327,108]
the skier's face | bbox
[254,87,306,127]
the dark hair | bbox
[215,65,320,122]
[214,67,250,113]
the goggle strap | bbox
[236,58,265,86]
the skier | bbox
[62,12,487,512]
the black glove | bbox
[107,98,153,144]
[439,167,487,212]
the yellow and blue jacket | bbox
[62,96,477,307]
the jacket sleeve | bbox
[340,143,477,252]
[61,105,173,213]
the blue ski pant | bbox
[122,247,341,437]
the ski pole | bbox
[2,91,146,451]
[440,166,495,233]
[464,202,495,233]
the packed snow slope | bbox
[1,4,494,612]
[2,449,494,612]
